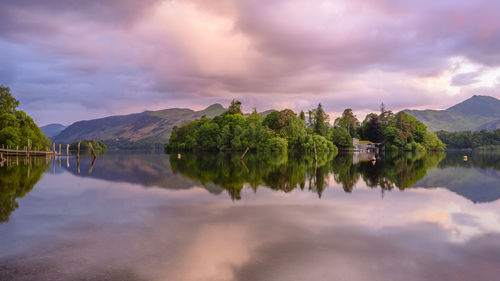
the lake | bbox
[1,151,500,281]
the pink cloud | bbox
[1,0,500,125]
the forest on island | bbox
[166,100,445,153]
[69,140,107,153]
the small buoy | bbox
[177,153,181,159]
[463,155,468,161]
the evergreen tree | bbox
[299,110,305,121]
[310,103,329,136]
[365,114,384,143]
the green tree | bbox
[299,110,305,121]
[364,114,384,143]
[228,99,242,114]
[0,87,50,149]
[0,86,20,114]
[379,102,394,127]
[422,131,446,151]
[329,127,352,149]
[335,109,359,137]
[309,104,329,136]
[195,122,220,151]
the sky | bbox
[1,0,500,126]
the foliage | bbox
[329,127,352,149]
[166,100,444,153]
[363,114,384,143]
[166,101,337,154]
[436,129,500,149]
[308,104,330,136]
[228,99,242,115]
[334,109,359,137]
[69,140,107,153]
[0,86,50,149]
[382,112,443,151]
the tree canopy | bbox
[0,86,50,149]
[166,102,337,155]
[166,101,445,153]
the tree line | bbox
[436,130,500,150]
[166,100,445,153]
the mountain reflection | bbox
[2,150,500,223]
[0,157,50,223]
[58,151,500,203]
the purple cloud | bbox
[1,0,500,125]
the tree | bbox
[309,104,329,136]
[335,109,359,136]
[263,109,297,133]
[0,87,50,149]
[422,131,445,151]
[195,122,219,151]
[0,86,20,114]
[379,102,393,126]
[263,111,281,132]
[228,99,242,114]
[364,114,384,143]
[299,110,306,121]
[330,127,352,149]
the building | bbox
[352,138,383,152]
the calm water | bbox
[1,151,500,281]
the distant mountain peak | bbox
[405,95,500,132]
[447,95,500,115]
[205,103,224,110]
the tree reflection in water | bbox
[0,157,50,223]
[170,151,447,200]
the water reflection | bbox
[417,151,500,203]
[0,157,49,223]
[169,151,446,199]
[1,151,500,223]
[1,152,500,280]
[3,151,500,205]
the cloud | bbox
[452,72,481,86]
[1,0,500,124]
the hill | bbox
[404,95,500,131]
[53,104,226,148]
[476,119,500,131]
[41,123,66,139]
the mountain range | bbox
[404,95,500,131]
[45,95,500,148]
[53,104,226,148]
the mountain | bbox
[476,119,500,131]
[41,123,66,139]
[405,95,500,131]
[53,104,226,148]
